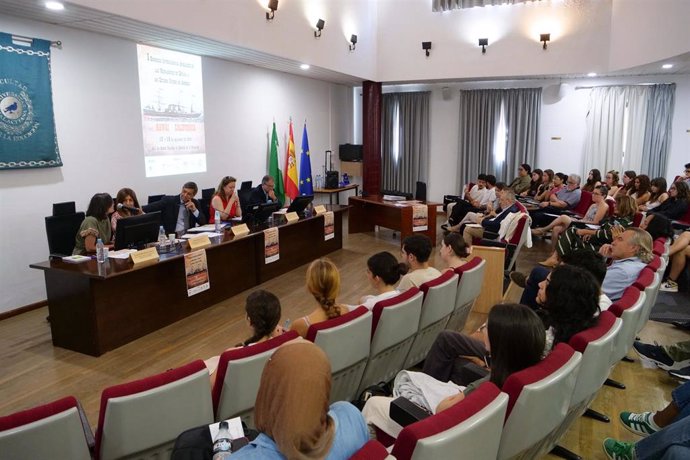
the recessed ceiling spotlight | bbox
[300,64,310,70]
[662,63,673,69]
[45,1,65,10]
[587,72,597,77]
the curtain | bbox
[582,87,627,177]
[381,92,430,193]
[641,84,675,178]
[432,0,539,12]
[503,88,541,184]
[622,86,649,173]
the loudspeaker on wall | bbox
[441,87,452,101]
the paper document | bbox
[181,232,223,239]
[208,417,245,441]
[188,224,228,232]
[108,249,137,259]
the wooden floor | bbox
[0,216,687,459]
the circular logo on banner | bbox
[0,79,37,142]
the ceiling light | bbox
[314,19,325,38]
[422,41,432,57]
[300,64,310,70]
[265,0,278,20]
[540,33,550,50]
[478,38,488,54]
[45,1,64,10]
[587,72,597,77]
[662,64,673,69]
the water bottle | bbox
[215,210,221,233]
[96,238,105,263]
[157,225,167,251]
[212,421,232,459]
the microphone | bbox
[117,203,139,213]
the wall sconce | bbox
[478,38,488,54]
[540,33,550,50]
[422,41,432,57]
[265,0,278,20]
[314,19,325,38]
[349,34,357,51]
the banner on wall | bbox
[0,33,62,170]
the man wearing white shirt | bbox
[447,174,497,227]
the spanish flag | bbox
[284,120,299,200]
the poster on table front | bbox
[412,204,428,231]
[184,249,210,297]
[323,211,334,241]
[264,227,280,264]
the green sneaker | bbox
[620,411,659,437]
[603,438,635,460]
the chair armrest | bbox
[390,397,432,427]
[76,400,95,451]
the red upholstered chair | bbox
[606,287,646,390]
[306,306,372,403]
[567,190,593,219]
[498,343,582,460]
[357,288,424,394]
[475,213,530,271]
[672,203,690,230]
[0,396,92,460]
[633,267,661,335]
[391,382,508,460]
[446,257,486,331]
[213,331,299,424]
[653,238,670,262]
[96,360,214,460]
[550,312,622,459]
[632,212,644,227]
[403,271,458,368]
[349,439,391,459]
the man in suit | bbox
[143,181,207,234]
[461,189,521,247]
[248,175,283,208]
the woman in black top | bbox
[650,181,689,220]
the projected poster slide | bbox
[137,44,206,177]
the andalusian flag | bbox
[299,122,314,195]
[284,120,299,200]
[268,122,285,204]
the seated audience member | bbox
[614,170,637,198]
[209,176,242,223]
[660,230,690,293]
[599,227,653,301]
[290,258,349,338]
[639,177,669,211]
[232,341,369,459]
[446,174,495,226]
[439,232,470,271]
[73,193,114,255]
[362,303,545,439]
[358,252,406,310]
[531,173,582,228]
[447,181,505,233]
[631,174,652,206]
[397,235,441,291]
[423,264,599,386]
[142,181,206,234]
[532,184,609,247]
[634,338,690,379]
[605,170,621,197]
[534,169,556,202]
[461,189,521,247]
[248,175,283,208]
[111,187,143,233]
[582,168,602,192]
[509,163,532,195]
[640,214,674,241]
[539,194,636,267]
[649,180,690,221]
[520,168,543,197]
[603,415,690,460]
[683,162,690,185]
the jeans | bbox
[672,381,690,423]
[635,414,690,459]
[422,330,488,385]
[519,266,550,310]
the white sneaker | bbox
[659,280,679,293]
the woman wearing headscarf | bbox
[232,341,369,459]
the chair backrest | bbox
[675,202,690,225]
[415,181,427,201]
[45,212,85,256]
[572,190,592,216]
[446,257,486,331]
[403,271,458,369]
[632,212,644,227]
[147,194,164,204]
[201,187,215,199]
[240,181,253,191]
[52,201,76,216]
[392,382,508,460]
[213,331,299,424]
[96,360,214,460]
[498,343,582,460]
[307,307,372,403]
[0,396,91,460]
[349,439,391,459]
[358,288,424,394]
[504,214,529,271]
[609,287,646,365]
[634,268,661,335]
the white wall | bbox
[0,16,353,313]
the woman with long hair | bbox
[522,168,543,197]
[362,303,546,438]
[290,258,349,338]
[240,290,283,346]
[439,232,470,270]
[605,170,621,197]
[209,175,242,223]
[650,181,690,221]
[535,169,555,202]
[73,193,114,255]
[632,174,652,206]
[232,341,369,459]
[111,187,143,233]
[640,177,669,212]
[583,169,603,192]
[358,252,407,310]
